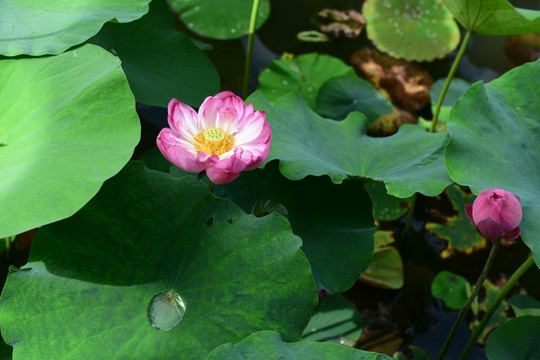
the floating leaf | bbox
[362,0,460,61]
[443,0,540,35]
[0,44,140,238]
[359,246,404,289]
[169,0,270,39]
[257,53,354,108]
[394,345,431,360]
[426,185,487,258]
[207,330,394,360]
[215,162,375,293]
[302,294,363,345]
[469,279,511,344]
[445,58,540,268]
[316,74,393,123]
[249,91,452,198]
[364,182,413,221]
[431,271,471,309]
[0,0,149,56]
[486,315,540,360]
[90,0,219,107]
[0,162,317,359]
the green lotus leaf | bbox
[214,162,376,294]
[364,182,413,221]
[0,162,317,359]
[486,315,540,359]
[363,0,460,61]
[510,295,540,317]
[425,185,486,258]
[169,0,270,40]
[206,330,394,360]
[90,0,219,107]
[443,0,540,35]
[0,44,140,238]
[302,293,363,346]
[445,58,540,268]
[470,279,510,342]
[257,53,355,109]
[431,271,470,309]
[0,0,149,56]
[316,74,393,123]
[249,91,452,198]
[359,246,404,289]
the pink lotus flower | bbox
[465,188,522,240]
[157,91,271,184]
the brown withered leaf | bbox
[367,106,416,136]
[505,33,540,66]
[350,48,433,114]
[315,9,366,38]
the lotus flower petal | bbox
[157,92,271,184]
[465,188,523,240]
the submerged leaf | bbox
[426,185,487,258]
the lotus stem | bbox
[429,30,472,133]
[242,0,261,100]
[458,253,536,360]
[208,180,215,194]
[436,237,500,360]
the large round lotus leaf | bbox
[90,0,219,107]
[207,330,394,360]
[362,0,460,61]
[257,53,355,109]
[0,0,149,56]
[443,0,540,35]
[169,0,270,40]
[248,91,452,198]
[0,162,317,359]
[316,74,393,123]
[0,44,140,238]
[486,316,540,360]
[445,58,540,268]
[215,161,376,293]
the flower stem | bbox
[458,253,536,360]
[436,237,500,360]
[208,180,215,194]
[429,30,472,133]
[242,0,261,100]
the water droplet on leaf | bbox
[147,290,186,332]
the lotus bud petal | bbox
[465,188,522,240]
[156,91,271,184]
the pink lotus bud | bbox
[465,188,522,240]
[156,91,271,184]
